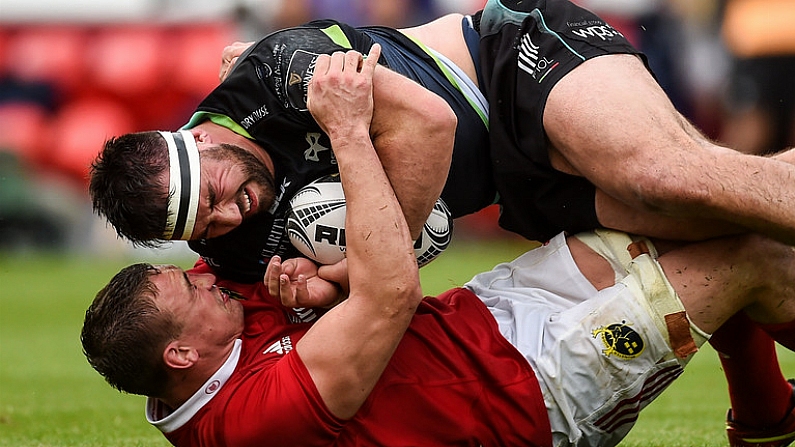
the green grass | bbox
[1,239,793,446]
[0,253,174,447]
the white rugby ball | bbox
[287,174,452,267]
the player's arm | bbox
[218,41,456,241]
[219,41,254,81]
[271,44,422,419]
[368,64,456,240]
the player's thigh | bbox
[543,53,695,196]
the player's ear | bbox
[163,341,198,370]
[190,128,212,145]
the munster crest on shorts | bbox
[592,321,645,359]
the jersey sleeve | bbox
[205,21,370,120]
[220,351,344,446]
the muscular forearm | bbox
[299,45,422,420]
[370,66,456,240]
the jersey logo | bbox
[204,379,221,395]
[241,104,270,129]
[286,49,319,110]
[304,132,331,162]
[258,62,273,78]
[259,215,289,261]
[263,336,294,356]
[268,178,292,214]
[592,321,645,359]
[288,307,318,323]
[570,23,625,42]
[517,33,558,83]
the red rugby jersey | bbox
[152,265,551,446]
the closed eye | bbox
[207,183,217,211]
[199,183,218,240]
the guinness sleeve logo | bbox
[285,50,319,111]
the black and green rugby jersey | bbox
[184,19,492,282]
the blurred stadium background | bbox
[0,1,794,446]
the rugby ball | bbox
[287,174,452,267]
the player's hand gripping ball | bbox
[287,174,453,266]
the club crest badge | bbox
[592,321,645,359]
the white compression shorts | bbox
[465,230,710,447]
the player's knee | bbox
[737,233,795,287]
[762,238,795,286]
[628,171,713,215]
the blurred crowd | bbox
[0,0,793,253]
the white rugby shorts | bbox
[465,230,710,447]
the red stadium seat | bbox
[0,29,9,71]
[167,23,236,97]
[0,102,49,165]
[86,26,165,97]
[3,27,87,95]
[47,97,135,184]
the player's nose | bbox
[215,200,243,230]
[189,272,217,289]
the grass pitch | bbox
[1,239,793,446]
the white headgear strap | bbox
[160,130,201,240]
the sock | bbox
[710,313,792,427]
[761,318,795,353]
